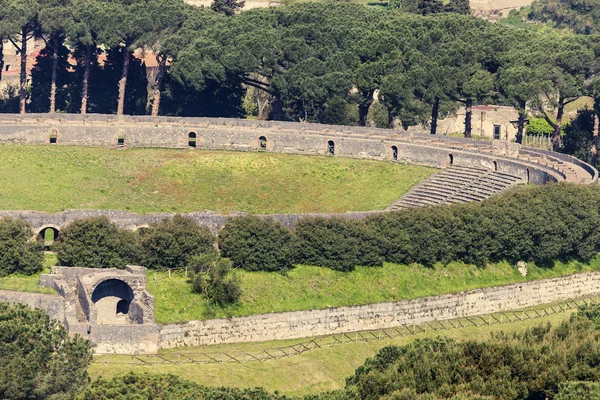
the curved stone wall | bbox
[0,113,596,233]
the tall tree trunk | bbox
[388,109,394,129]
[80,44,92,115]
[464,98,472,138]
[0,38,4,81]
[592,112,599,167]
[551,94,565,152]
[430,97,440,135]
[19,29,28,114]
[358,96,372,127]
[270,95,283,120]
[151,55,166,117]
[116,47,131,116]
[49,36,59,114]
[516,100,526,144]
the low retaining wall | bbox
[0,289,64,321]
[159,271,600,348]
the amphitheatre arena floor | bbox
[0,145,434,214]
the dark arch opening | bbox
[116,299,130,315]
[328,140,335,155]
[92,279,135,321]
[259,136,267,150]
[38,227,59,250]
[49,131,57,144]
[188,132,197,148]
[391,146,398,161]
[526,168,530,183]
[493,161,498,171]
[448,153,454,166]
[117,135,125,146]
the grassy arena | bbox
[0,145,434,214]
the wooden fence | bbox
[92,296,600,366]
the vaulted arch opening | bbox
[92,279,135,324]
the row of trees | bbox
[2,2,600,153]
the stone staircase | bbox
[388,165,523,210]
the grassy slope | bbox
[149,256,600,323]
[0,146,433,214]
[0,254,57,294]
[89,311,574,397]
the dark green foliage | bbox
[190,252,241,305]
[562,108,596,163]
[0,302,92,400]
[528,0,600,34]
[294,217,384,271]
[30,42,73,113]
[55,216,140,269]
[77,372,279,400]
[0,217,44,276]
[210,0,245,16]
[218,215,294,272]
[556,382,600,400]
[342,305,600,399]
[139,215,216,270]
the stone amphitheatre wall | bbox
[0,113,581,235]
[160,271,600,348]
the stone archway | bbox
[91,279,135,324]
[35,225,60,250]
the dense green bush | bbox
[340,304,600,399]
[77,372,280,400]
[294,217,384,271]
[190,252,242,305]
[0,302,92,400]
[139,215,216,270]
[55,216,140,269]
[218,216,294,272]
[0,217,44,276]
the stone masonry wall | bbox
[159,271,600,348]
[0,290,65,321]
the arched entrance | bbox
[37,226,60,250]
[391,146,398,161]
[327,140,335,155]
[91,279,136,324]
[188,132,197,148]
[259,136,267,150]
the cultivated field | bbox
[0,146,434,214]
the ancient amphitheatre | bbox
[0,112,598,358]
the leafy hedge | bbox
[219,183,600,271]
[0,218,44,276]
[55,216,140,269]
[218,215,294,272]
[139,215,216,270]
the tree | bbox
[0,217,43,276]
[190,252,241,305]
[3,0,41,114]
[528,0,600,34]
[0,302,92,400]
[139,215,215,270]
[218,215,294,272]
[30,40,72,112]
[210,0,245,16]
[55,216,140,269]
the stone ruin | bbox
[40,266,160,354]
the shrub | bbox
[0,302,92,400]
[190,252,241,305]
[139,215,216,270]
[55,216,140,269]
[294,217,384,271]
[218,215,294,272]
[0,217,44,276]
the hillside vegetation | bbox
[0,146,433,214]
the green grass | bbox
[149,256,600,324]
[0,254,57,294]
[88,309,574,397]
[0,145,434,214]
